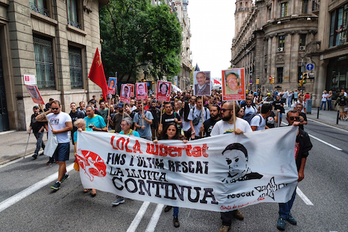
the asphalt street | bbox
[0,121,347,232]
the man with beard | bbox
[28,105,47,159]
[109,102,130,133]
[36,100,73,190]
[200,104,221,137]
[150,100,161,140]
[210,101,252,232]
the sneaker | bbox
[32,154,38,160]
[277,217,286,231]
[232,209,244,220]
[61,173,69,182]
[218,225,231,232]
[39,152,44,156]
[46,157,54,165]
[173,216,180,228]
[286,214,297,225]
[164,205,173,212]
[51,182,61,190]
[112,196,125,206]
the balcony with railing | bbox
[312,0,320,15]
[29,2,50,17]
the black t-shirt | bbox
[273,100,285,113]
[30,113,47,133]
[69,110,85,132]
[150,108,161,128]
[266,111,276,128]
[161,112,181,128]
[203,118,221,137]
[299,112,307,130]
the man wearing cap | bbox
[28,105,47,159]
[109,102,130,133]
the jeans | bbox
[278,188,296,219]
[220,210,237,226]
[173,207,179,217]
[320,101,326,110]
[34,132,45,154]
[288,98,292,107]
[327,100,332,110]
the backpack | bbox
[339,96,347,106]
[192,107,208,126]
[242,105,257,124]
[250,114,263,127]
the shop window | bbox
[29,0,50,17]
[67,0,83,29]
[280,2,288,17]
[329,4,348,47]
[33,35,56,89]
[69,47,83,89]
[277,67,283,84]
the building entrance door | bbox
[0,45,9,132]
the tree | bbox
[99,0,182,84]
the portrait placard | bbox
[107,77,117,95]
[136,82,148,100]
[222,68,245,101]
[156,81,171,101]
[193,71,211,96]
[25,85,45,104]
[120,84,130,103]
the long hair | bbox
[182,101,190,122]
[160,122,180,140]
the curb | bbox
[307,118,348,132]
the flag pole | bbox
[233,100,236,132]
[106,97,110,132]
[200,95,204,137]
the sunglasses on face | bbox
[221,109,232,112]
[289,117,300,121]
[51,108,59,110]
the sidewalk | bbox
[1,107,347,166]
[0,131,47,165]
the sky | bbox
[189,0,235,80]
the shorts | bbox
[338,105,345,113]
[53,143,70,162]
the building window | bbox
[278,35,285,51]
[67,0,82,29]
[301,0,308,14]
[300,34,306,46]
[69,47,83,89]
[280,2,288,17]
[33,35,55,89]
[277,67,283,84]
[329,4,348,47]
[29,0,50,17]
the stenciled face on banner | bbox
[107,77,117,95]
[193,71,211,96]
[222,68,245,101]
[136,82,147,100]
[120,84,130,103]
[156,81,171,102]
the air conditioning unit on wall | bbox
[278,47,284,52]
[300,46,306,51]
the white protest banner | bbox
[24,74,36,85]
[76,126,298,212]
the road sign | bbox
[306,63,314,71]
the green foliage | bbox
[99,0,182,83]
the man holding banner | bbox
[36,100,73,191]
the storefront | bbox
[326,55,348,99]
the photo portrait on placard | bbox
[107,77,117,95]
[128,84,134,98]
[222,68,245,101]
[120,84,130,103]
[193,71,211,96]
[25,85,45,104]
[156,81,171,102]
[136,82,147,100]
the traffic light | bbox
[271,76,274,84]
[303,73,307,84]
[299,80,303,86]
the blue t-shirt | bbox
[120,130,140,137]
[84,115,106,129]
[74,128,93,142]
[133,111,153,138]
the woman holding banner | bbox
[153,122,187,228]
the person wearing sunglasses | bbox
[36,100,73,191]
[276,110,312,230]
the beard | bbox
[222,114,232,121]
[211,114,219,120]
[119,109,123,113]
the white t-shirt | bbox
[47,112,72,143]
[211,118,252,135]
[250,114,266,131]
[244,105,257,115]
[188,106,210,136]
[321,93,329,101]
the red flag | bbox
[88,48,108,101]
[213,79,221,85]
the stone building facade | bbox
[306,0,348,106]
[231,0,318,98]
[0,0,108,132]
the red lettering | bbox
[202,144,209,157]
[167,146,183,157]
[146,143,159,155]
[133,140,142,153]
[159,145,167,157]
[185,145,192,157]
[191,146,202,157]
[125,138,132,152]
[116,137,125,150]
[110,136,118,150]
